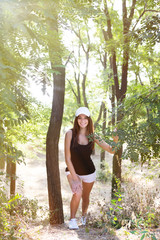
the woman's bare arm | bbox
[64,130,82,193]
[94,132,118,154]
[65,130,79,180]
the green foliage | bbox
[0,84,29,165]
[13,197,39,220]
[0,187,21,239]
[0,185,41,239]
[108,189,123,229]
[133,15,160,46]
[0,0,33,166]
[16,100,51,144]
[89,172,159,236]
[130,221,158,240]
[89,185,123,229]
[119,84,160,163]
[94,84,160,165]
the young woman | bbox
[64,107,118,229]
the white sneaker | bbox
[69,218,79,230]
[81,216,86,226]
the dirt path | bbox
[16,140,160,240]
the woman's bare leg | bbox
[82,181,94,216]
[67,174,82,219]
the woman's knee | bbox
[73,189,82,199]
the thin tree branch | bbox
[102,29,108,41]
[103,0,113,39]
[67,78,78,100]
[94,102,104,129]
[72,27,87,54]
[103,0,120,100]
[132,9,159,32]
[65,51,73,66]
[122,0,127,31]
[128,0,137,29]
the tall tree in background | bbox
[80,0,159,194]
[102,0,136,193]
[102,0,153,194]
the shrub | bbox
[88,179,160,231]
[0,180,42,239]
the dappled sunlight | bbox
[16,154,48,205]
[122,159,160,191]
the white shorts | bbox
[65,171,96,183]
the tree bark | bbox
[94,101,104,129]
[46,66,65,224]
[82,49,89,108]
[109,57,116,126]
[46,14,65,225]
[100,102,106,169]
[10,161,16,197]
[111,148,122,198]
[76,73,81,105]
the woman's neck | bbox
[78,128,88,145]
[79,128,87,135]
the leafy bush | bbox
[15,197,40,220]
[0,181,42,240]
[88,176,160,231]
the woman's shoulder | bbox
[65,129,73,139]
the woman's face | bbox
[77,114,89,129]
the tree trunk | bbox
[46,14,65,224]
[76,73,81,105]
[10,161,16,197]
[46,66,65,224]
[111,148,122,198]
[0,156,5,170]
[82,73,89,108]
[109,57,116,126]
[100,102,106,169]
[6,157,11,176]
[103,0,136,196]
[94,101,104,129]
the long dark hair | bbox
[72,116,94,149]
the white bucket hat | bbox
[75,107,90,117]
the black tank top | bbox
[65,133,95,175]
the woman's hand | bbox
[112,128,119,143]
[71,178,82,194]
